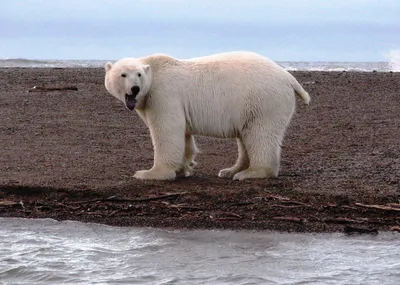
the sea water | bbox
[0,218,399,285]
[1,50,400,72]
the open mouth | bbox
[125,94,137,110]
[125,86,140,110]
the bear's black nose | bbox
[131,86,140,96]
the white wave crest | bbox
[387,50,400,72]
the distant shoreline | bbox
[0,59,397,72]
[0,66,397,73]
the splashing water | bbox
[388,49,400,71]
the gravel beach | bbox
[1,67,399,233]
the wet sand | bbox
[0,68,399,233]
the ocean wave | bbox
[279,61,390,72]
[0,58,395,71]
[0,58,57,65]
[387,49,400,71]
[0,58,108,68]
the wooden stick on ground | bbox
[355,203,400,212]
[343,225,378,235]
[74,192,188,204]
[28,84,78,92]
[272,216,304,223]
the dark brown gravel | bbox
[1,68,399,233]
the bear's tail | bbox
[291,78,311,105]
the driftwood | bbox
[74,192,188,204]
[389,226,400,232]
[220,212,243,219]
[355,203,400,212]
[0,200,20,206]
[256,194,311,208]
[324,217,363,224]
[228,202,254,207]
[272,216,304,223]
[343,225,378,235]
[162,202,204,211]
[28,84,78,92]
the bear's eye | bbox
[137,72,142,77]
[121,73,127,78]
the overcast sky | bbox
[1,0,399,61]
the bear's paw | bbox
[133,169,176,180]
[232,168,272,181]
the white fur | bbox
[104,51,310,181]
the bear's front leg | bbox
[133,114,186,181]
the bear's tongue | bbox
[125,94,136,110]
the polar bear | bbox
[104,51,310,181]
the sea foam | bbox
[387,49,400,72]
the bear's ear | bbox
[105,62,113,72]
[143,64,150,74]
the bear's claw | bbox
[218,168,238,178]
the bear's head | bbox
[104,58,152,110]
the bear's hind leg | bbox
[177,134,199,177]
[232,126,282,181]
[218,138,249,178]
[185,134,199,168]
